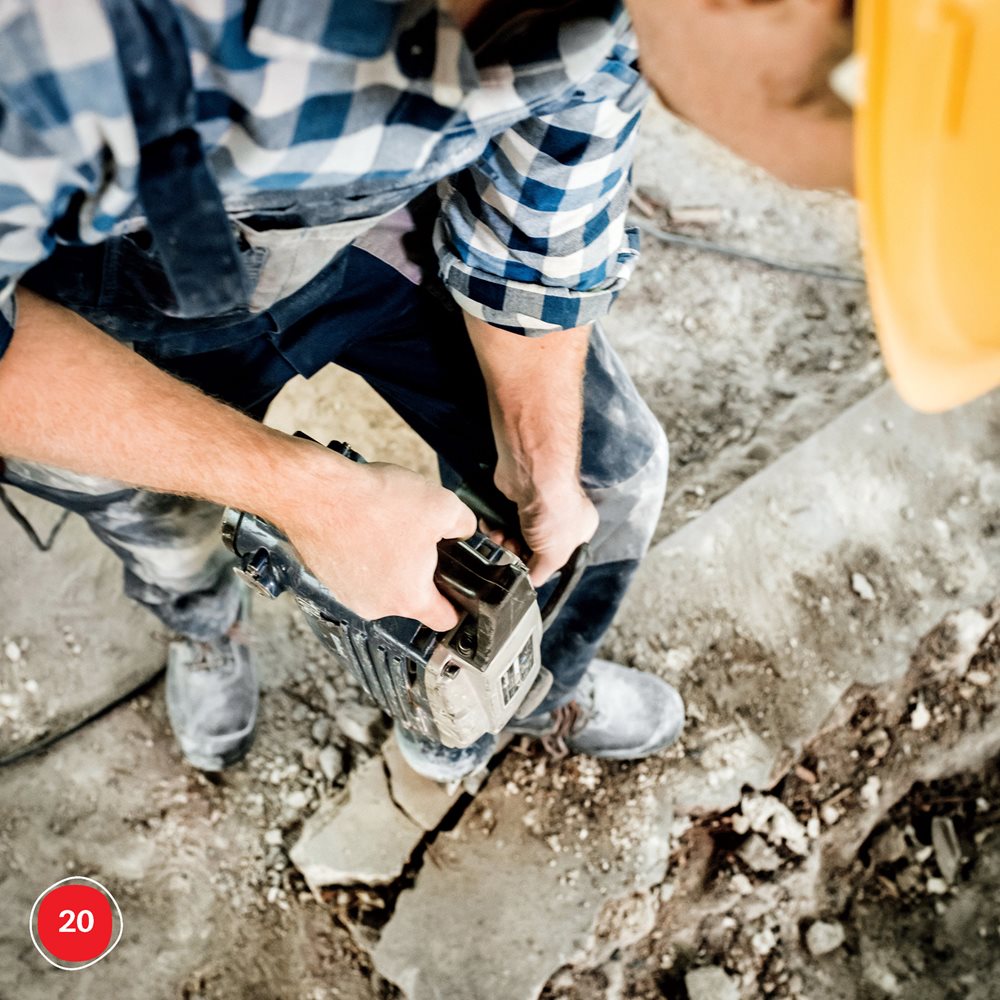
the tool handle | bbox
[539,542,590,628]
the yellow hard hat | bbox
[855,0,1000,412]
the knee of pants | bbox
[583,408,668,568]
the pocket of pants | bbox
[99,228,268,322]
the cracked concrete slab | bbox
[381,735,464,831]
[373,765,674,1000]
[291,754,425,889]
[606,384,999,816]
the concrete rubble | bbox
[291,747,463,889]
[372,763,674,1000]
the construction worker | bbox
[0,0,860,777]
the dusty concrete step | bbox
[0,489,166,762]
[606,383,999,816]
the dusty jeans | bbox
[5,214,668,714]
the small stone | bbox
[806,816,821,839]
[731,872,753,896]
[805,920,845,956]
[318,745,342,783]
[870,825,908,866]
[910,701,931,731]
[311,717,332,746]
[738,834,783,873]
[264,829,283,847]
[851,572,876,602]
[860,776,882,809]
[931,816,962,884]
[820,804,841,826]
[926,877,949,895]
[4,640,22,663]
[685,965,739,1000]
[284,790,309,812]
[335,701,385,747]
[966,670,991,687]
[751,927,778,956]
[23,679,39,695]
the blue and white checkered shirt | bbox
[0,0,648,355]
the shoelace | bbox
[539,700,584,759]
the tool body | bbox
[222,441,586,747]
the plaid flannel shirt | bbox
[0,0,648,357]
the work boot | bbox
[507,659,684,759]
[165,602,257,771]
[393,723,497,784]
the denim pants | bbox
[4,214,668,715]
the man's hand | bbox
[0,292,475,631]
[273,452,477,631]
[465,315,598,587]
[493,473,598,587]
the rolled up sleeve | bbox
[434,36,648,335]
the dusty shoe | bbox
[507,658,684,759]
[166,615,258,771]
[393,723,497,784]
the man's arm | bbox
[465,314,598,585]
[0,291,475,630]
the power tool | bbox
[221,440,587,748]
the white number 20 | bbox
[58,909,94,933]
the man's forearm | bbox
[464,313,598,583]
[0,291,476,629]
[464,314,589,500]
[0,290,356,524]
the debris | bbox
[870,825,908,866]
[966,670,991,687]
[738,834,783,873]
[4,640,21,663]
[794,764,818,784]
[910,700,931,731]
[805,920,845,956]
[940,607,1000,677]
[318,745,342,784]
[851,572,876,602]
[739,793,810,856]
[820,803,841,826]
[264,828,283,847]
[930,816,962,884]
[685,965,739,1000]
[751,926,778,956]
[335,701,385,747]
[860,776,882,809]
[284,789,309,812]
[310,717,332,746]
[730,872,753,896]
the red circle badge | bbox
[29,877,123,970]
